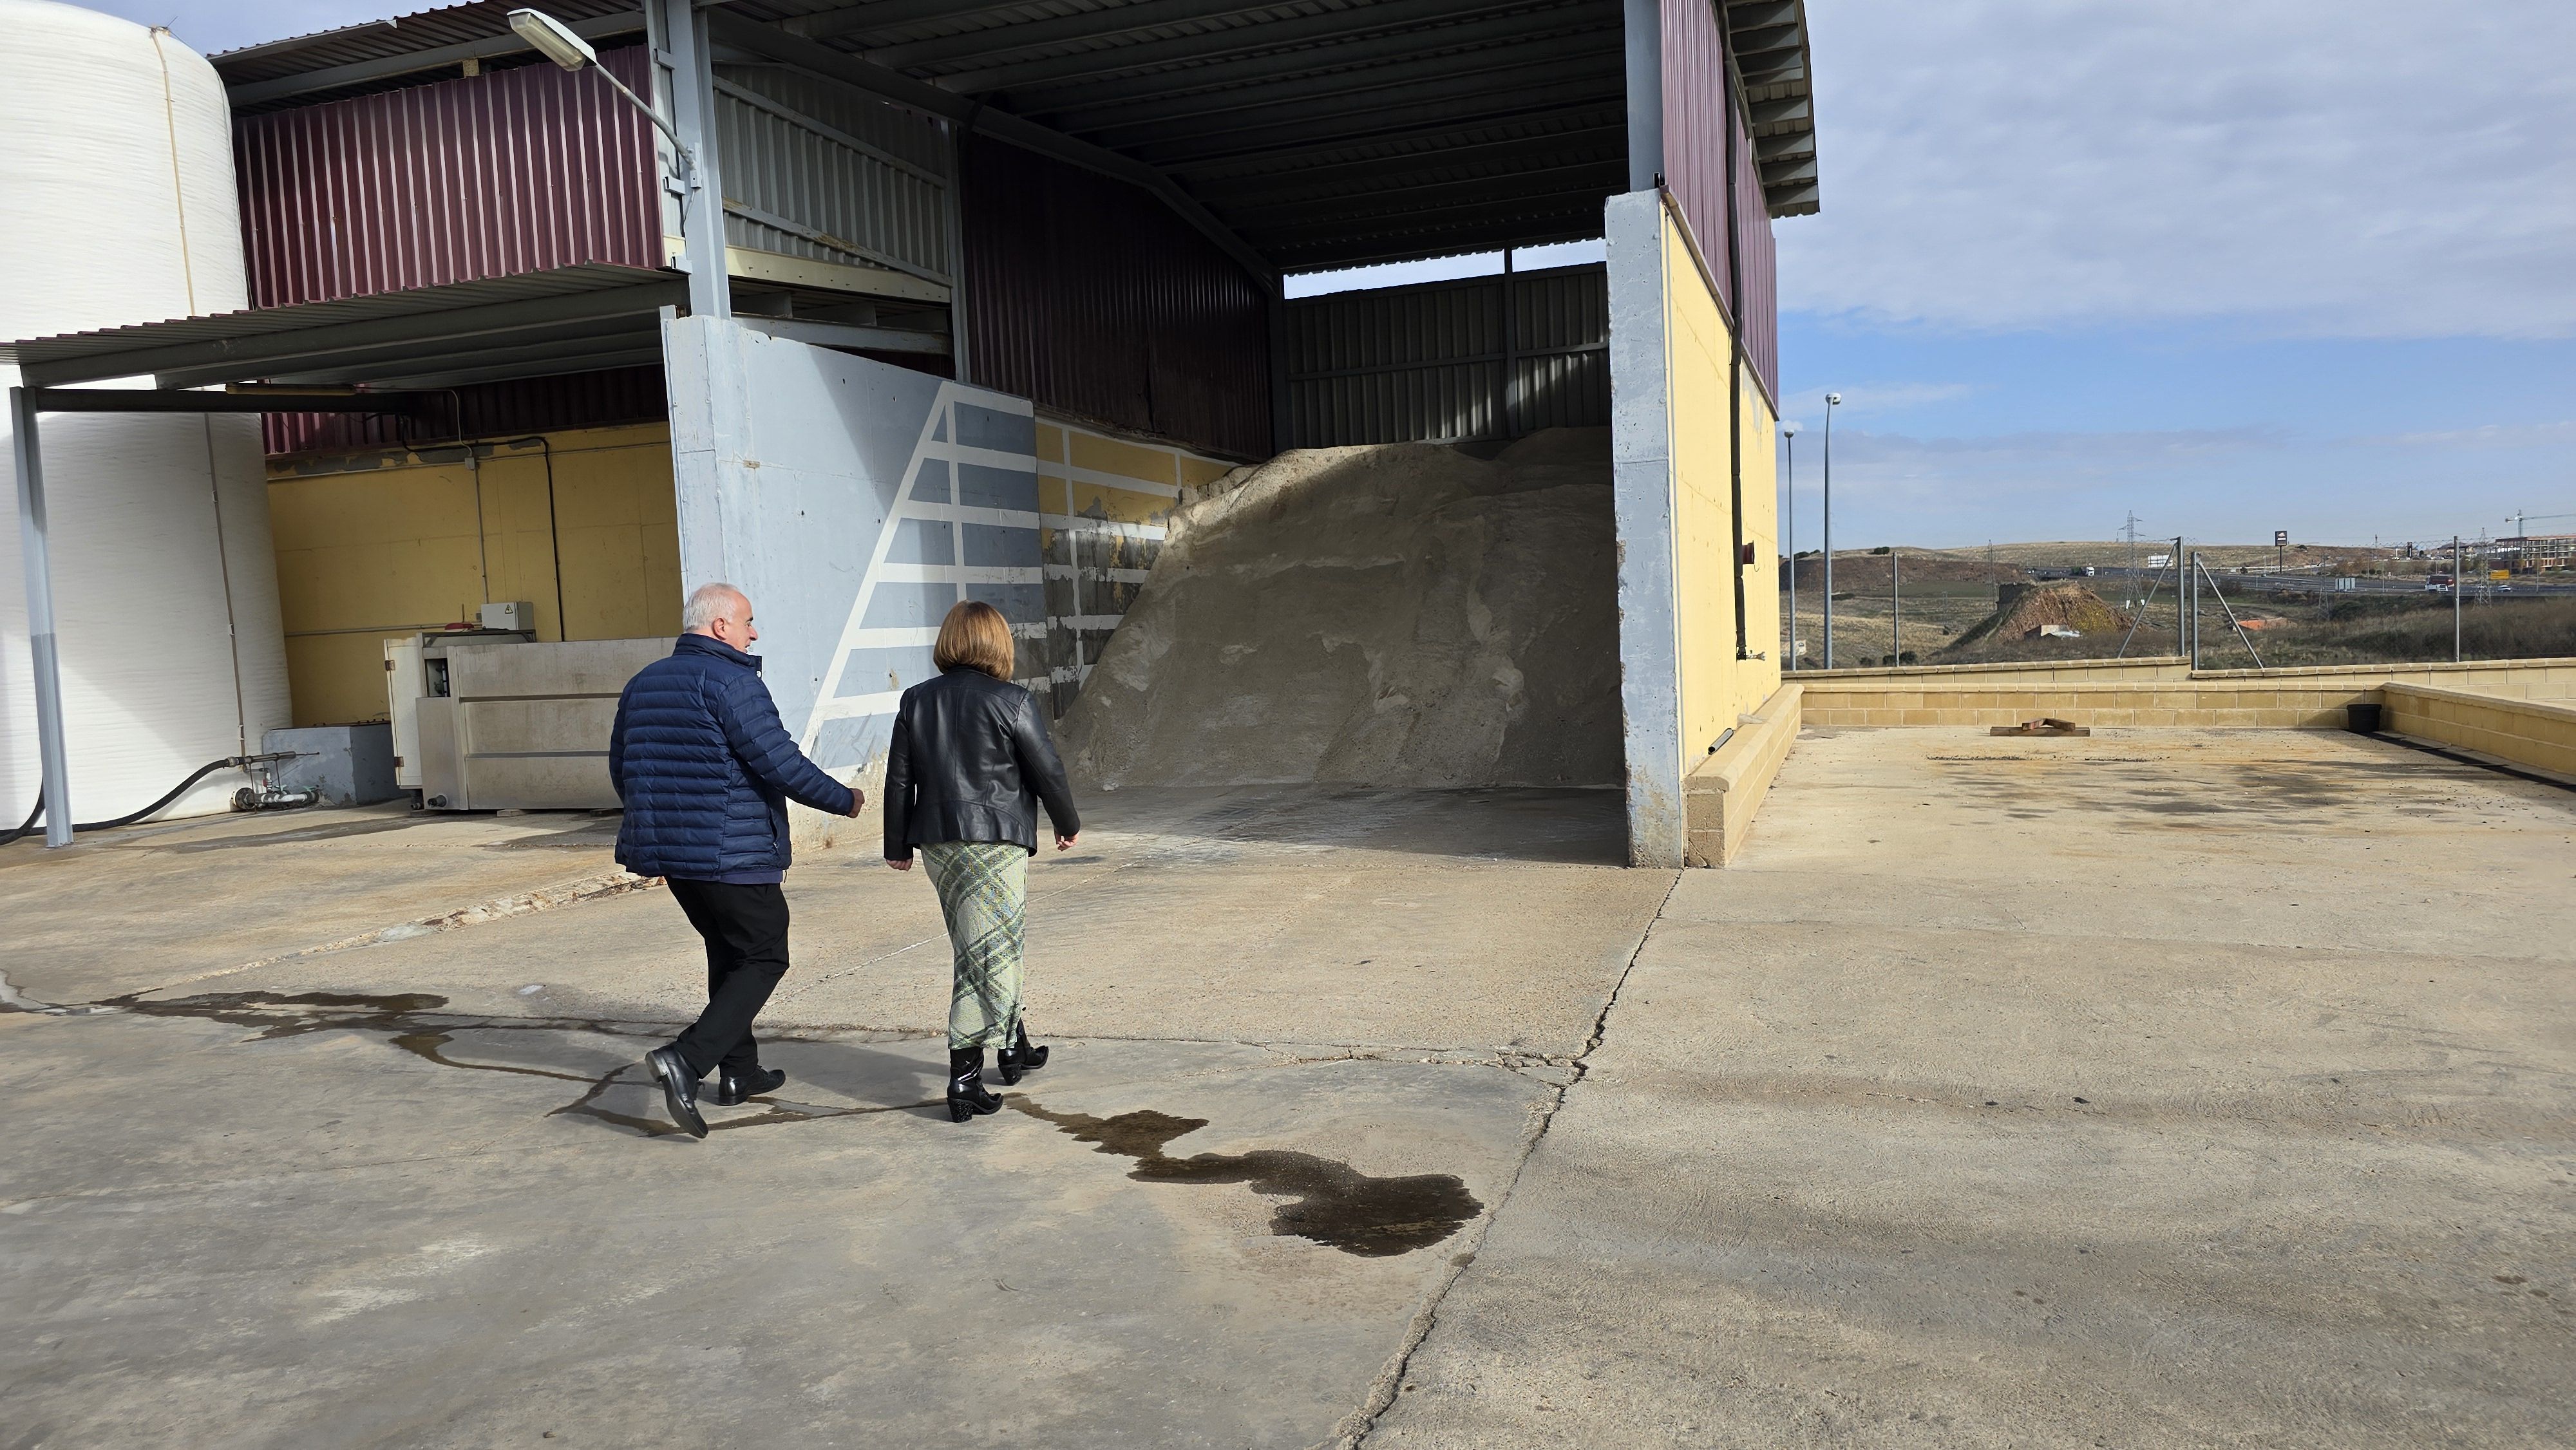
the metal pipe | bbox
[2453,536,2463,661]
[1891,547,1901,664]
[1783,428,1796,668]
[2188,549,2201,670]
[10,388,74,847]
[1823,394,1839,668]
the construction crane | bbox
[2505,509,2576,537]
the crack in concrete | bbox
[1318,868,1684,1450]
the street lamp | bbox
[509,10,698,182]
[1822,391,1841,668]
[1783,424,1798,670]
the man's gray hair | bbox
[682,582,746,633]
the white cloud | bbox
[2363,420,2576,449]
[1783,1,2576,339]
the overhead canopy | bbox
[213,0,1820,276]
[0,265,681,390]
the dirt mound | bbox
[1059,428,1618,789]
[1947,582,2130,652]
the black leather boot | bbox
[947,1046,1002,1122]
[712,1065,786,1107]
[995,1021,1049,1085]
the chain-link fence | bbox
[1781,537,2576,671]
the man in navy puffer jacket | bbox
[611,581,859,1138]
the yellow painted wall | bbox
[266,423,681,726]
[1663,207,1784,769]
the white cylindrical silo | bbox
[0,0,291,831]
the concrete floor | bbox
[1,786,1665,1449]
[6,732,2571,1447]
[1367,728,2576,1449]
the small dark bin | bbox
[2346,702,2383,734]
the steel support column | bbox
[656,0,730,321]
[9,387,74,848]
[1624,0,1663,192]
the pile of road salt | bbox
[1059,428,1619,789]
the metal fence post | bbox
[2452,536,2463,662]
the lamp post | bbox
[1822,392,1841,668]
[1783,424,1798,669]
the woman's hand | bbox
[886,856,912,872]
[1055,833,1079,852]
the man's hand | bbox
[1056,832,1079,852]
[886,856,912,872]
[844,789,866,818]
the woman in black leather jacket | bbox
[884,600,1081,1122]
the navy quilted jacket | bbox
[608,633,855,880]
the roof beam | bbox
[1159,101,1623,180]
[946,0,1567,98]
[1225,162,1621,229]
[785,0,1032,43]
[1269,206,1604,265]
[1112,62,1619,165]
[223,12,644,108]
[705,10,1278,287]
[1019,7,1615,120]
[1187,125,1627,203]
[861,1,1282,71]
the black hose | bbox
[1,753,292,845]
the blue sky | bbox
[93,0,2576,550]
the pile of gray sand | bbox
[1059,427,1618,789]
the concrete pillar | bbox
[1605,190,1685,868]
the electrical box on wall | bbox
[478,601,537,632]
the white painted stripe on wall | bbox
[1037,462,1184,498]
[905,502,1044,531]
[926,442,1040,473]
[1039,514,1166,541]
[875,563,1043,585]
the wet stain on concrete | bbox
[96,989,929,1138]
[1012,1099,1481,1257]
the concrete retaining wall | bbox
[2384,683,2576,781]
[1683,683,1800,867]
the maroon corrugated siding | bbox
[961,137,1272,461]
[1730,106,1777,405]
[1657,0,1778,403]
[236,48,660,307]
[263,365,667,456]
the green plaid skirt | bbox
[920,840,1028,1051]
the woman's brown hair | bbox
[933,599,1015,681]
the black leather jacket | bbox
[883,667,1080,858]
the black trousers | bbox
[664,879,791,1078]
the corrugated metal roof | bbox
[1,264,679,390]
[211,1,1821,275]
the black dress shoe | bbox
[712,1065,786,1107]
[947,1046,1003,1122]
[995,1022,1049,1085]
[646,1046,708,1139]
